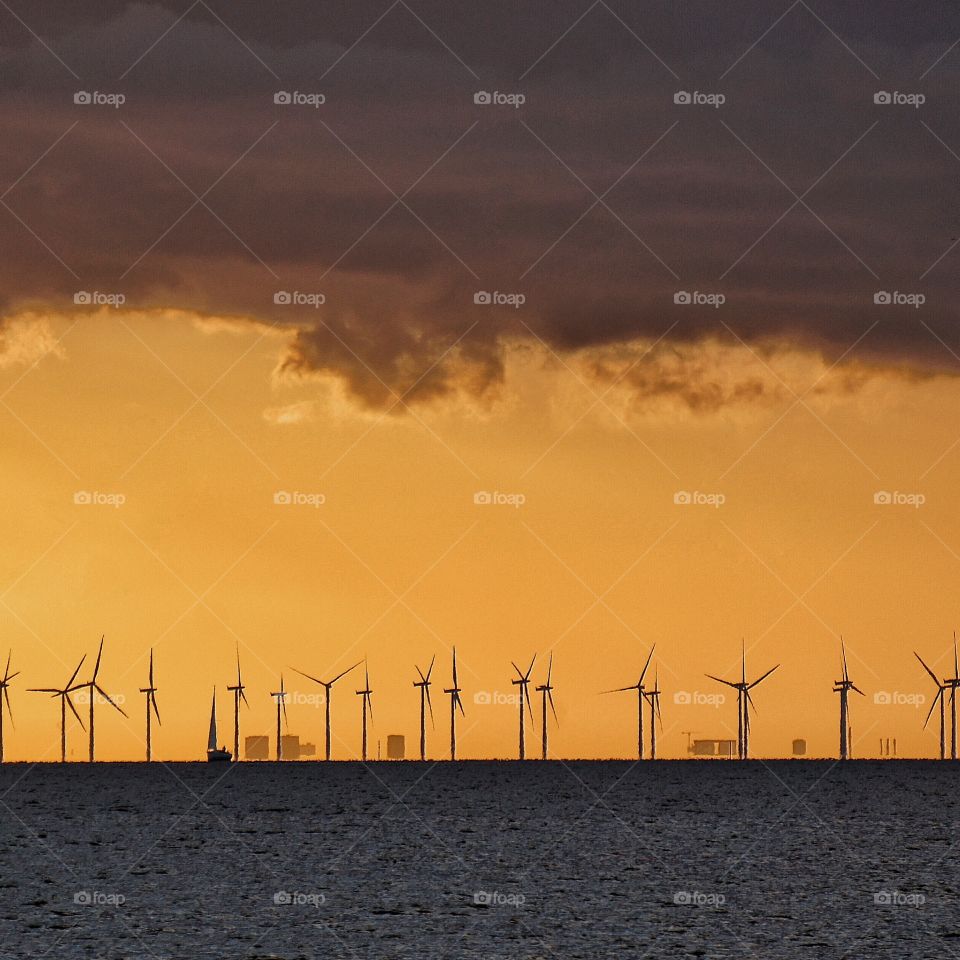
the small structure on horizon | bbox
[792,738,806,756]
[386,734,405,759]
[689,738,736,757]
[245,734,269,760]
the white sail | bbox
[208,690,218,752]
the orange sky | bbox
[1,310,959,761]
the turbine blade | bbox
[425,685,435,726]
[525,654,536,681]
[151,693,161,725]
[93,636,104,683]
[415,665,426,684]
[65,694,85,729]
[2,650,10,683]
[851,684,866,697]
[291,667,325,687]
[546,652,553,686]
[915,652,941,688]
[28,688,60,693]
[511,660,523,679]
[638,644,655,685]
[748,664,780,689]
[456,692,465,716]
[548,690,559,725]
[745,689,758,713]
[148,649,154,687]
[4,686,14,729]
[525,686,534,724]
[600,686,638,694]
[331,661,363,685]
[240,689,249,707]
[922,688,942,729]
[841,638,849,683]
[452,648,458,687]
[96,685,129,718]
[425,654,435,682]
[705,674,739,690]
[66,655,86,690]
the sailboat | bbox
[206,689,231,762]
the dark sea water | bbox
[0,760,957,959]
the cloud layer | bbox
[2,1,960,407]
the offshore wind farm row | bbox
[1,637,959,763]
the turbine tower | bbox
[29,655,86,762]
[511,655,536,760]
[602,644,655,759]
[944,633,960,760]
[271,674,289,760]
[443,647,465,760]
[707,641,779,759]
[226,646,249,763]
[77,637,128,762]
[645,670,662,759]
[0,652,18,763]
[138,649,161,762]
[833,639,864,761]
[292,660,362,760]
[413,655,435,761]
[535,653,558,760]
[916,650,948,760]
[356,663,373,761]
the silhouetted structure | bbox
[603,644,655,759]
[292,660,361,760]
[29,655,86,762]
[387,734,405,759]
[356,663,373,761]
[0,651,17,763]
[77,638,128,762]
[138,650,161,762]
[644,670,662,759]
[413,656,435,761]
[707,641,779,759]
[206,689,231,762]
[792,738,806,756]
[690,738,736,757]
[442,647,465,760]
[535,653,558,760]
[511,655,536,760]
[834,639,864,761]
[271,675,289,760]
[227,646,249,763]
[916,650,948,760]
[245,734,269,760]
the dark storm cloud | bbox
[2,1,960,406]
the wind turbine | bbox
[271,674,289,760]
[833,639,864,761]
[77,637,128,762]
[291,660,361,760]
[138,649,161,762]
[943,633,960,761]
[707,641,779,760]
[226,646,249,763]
[443,647,465,760]
[413,655,435,761]
[0,652,18,763]
[645,669,662,759]
[915,651,948,760]
[356,663,373,761]
[29,655,86,762]
[535,653,558,760]
[511,655,536,760]
[602,644,655,759]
